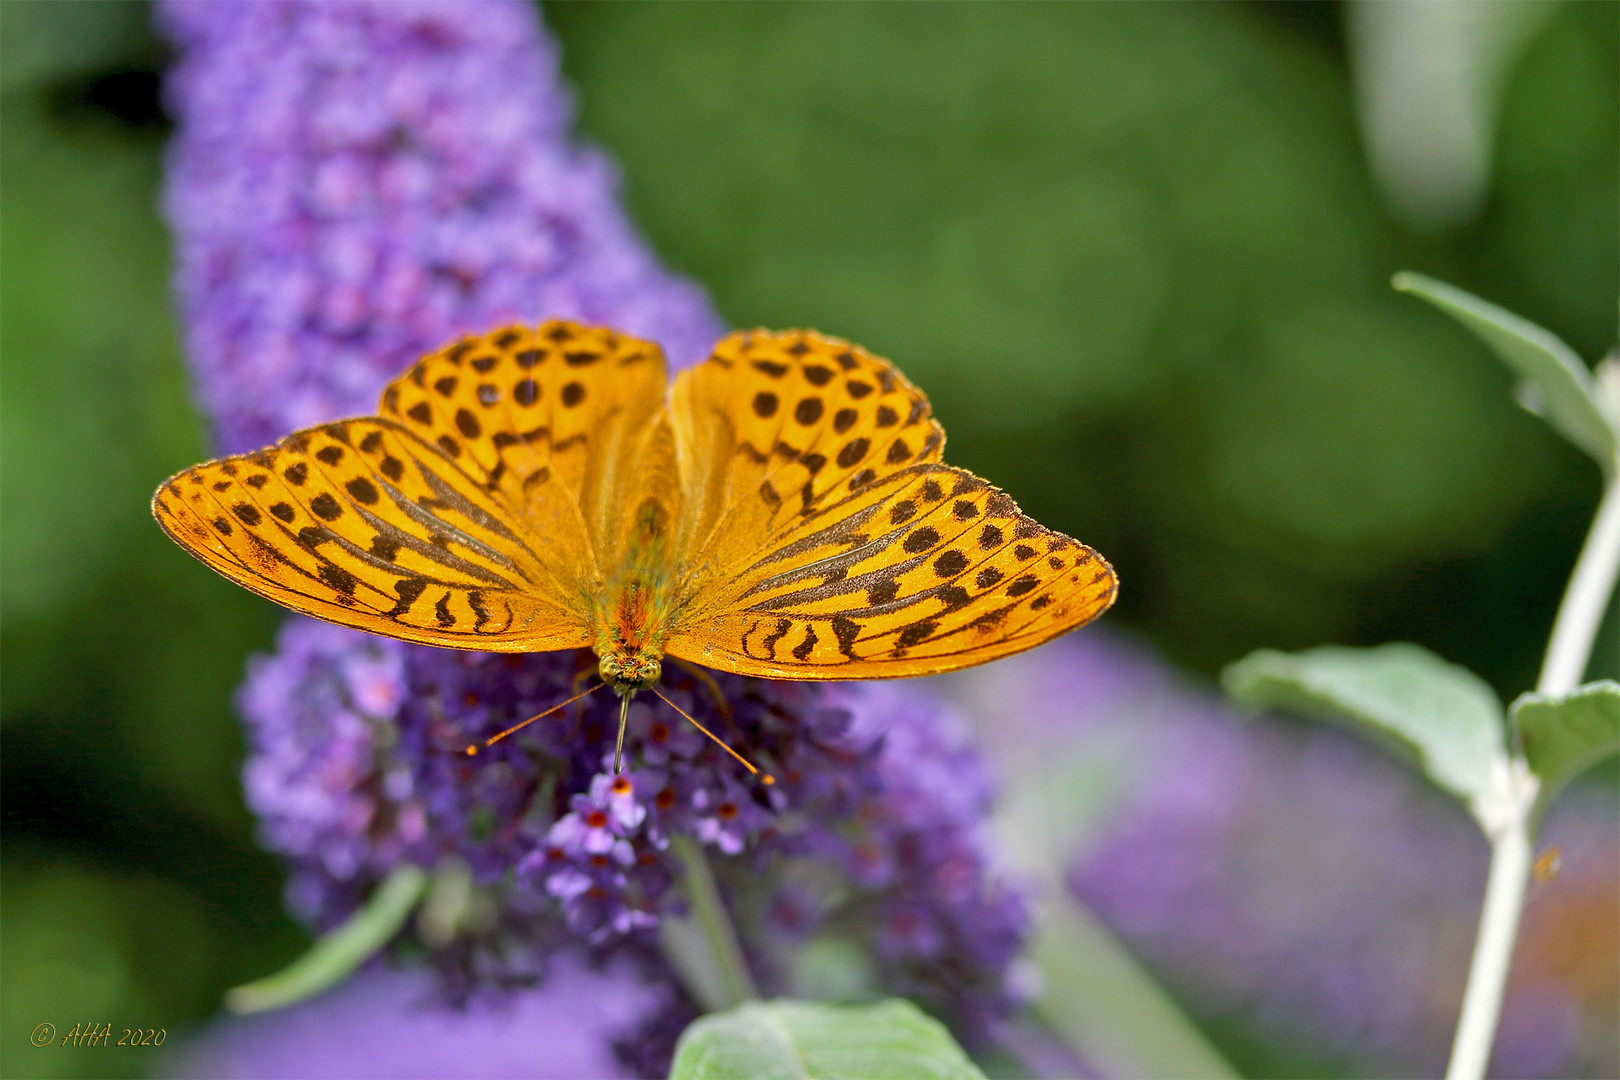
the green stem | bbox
[1537,470,1620,695]
[664,835,758,1011]
[1032,891,1238,1079]
[1447,463,1619,1080]
[1445,793,1534,1080]
[978,734,1238,1078]
[225,864,428,1014]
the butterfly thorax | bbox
[595,582,665,688]
[593,537,678,691]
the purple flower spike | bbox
[161,1,1031,1072]
[236,636,1030,1058]
[160,0,724,454]
[238,621,419,923]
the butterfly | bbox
[153,322,1117,776]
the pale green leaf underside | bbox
[1393,271,1615,470]
[669,998,986,1080]
[1223,643,1504,804]
[1511,680,1620,809]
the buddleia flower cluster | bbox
[161,0,719,453]
[241,628,1028,1066]
[161,1,1029,1072]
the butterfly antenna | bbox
[464,681,606,756]
[649,685,775,785]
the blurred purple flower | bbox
[170,956,670,1080]
[951,633,1619,1079]
[162,2,1029,1073]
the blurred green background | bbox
[1,1,1614,1077]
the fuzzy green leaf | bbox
[1223,643,1504,805]
[668,999,985,1080]
[1394,272,1615,470]
[1512,681,1620,809]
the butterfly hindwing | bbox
[379,320,669,573]
[152,417,591,651]
[663,332,1116,678]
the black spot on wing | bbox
[318,563,358,597]
[345,477,380,505]
[791,624,819,661]
[832,616,860,658]
[795,397,824,425]
[896,620,937,649]
[760,618,792,659]
[387,578,428,616]
[902,527,940,554]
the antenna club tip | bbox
[762,774,776,786]
[463,745,479,757]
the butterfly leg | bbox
[668,658,738,737]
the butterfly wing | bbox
[153,320,668,652]
[377,320,669,582]
[663,330,1117,679]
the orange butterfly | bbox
[154,322,1117,774]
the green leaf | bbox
[224,864,427,1014]
[1223,643,1505,806]
[1393,271,1615,470]
[1511,680,1620,808]
[668,999,986,1080]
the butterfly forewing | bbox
[663,331,1116,678]
[153,417,593,650]
[379,321,669,571]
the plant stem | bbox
[1447,465,1618,1080]
[667,835,758,1010]
[1445,769,1535,1080]
[225,863,428,1014]
[1538,471,1620,695]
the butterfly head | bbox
[598,650,662,691]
